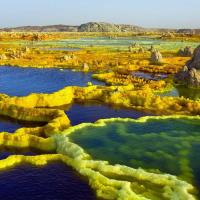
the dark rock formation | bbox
[177,29,200,35]
[177,46,193,57]
[174,45,200,87]
[186,45,200,70]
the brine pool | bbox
[0,65,199,199]
[0,35,199,199]
[68,117,200,198]
[0,65,153,200]
[1,37,199,51]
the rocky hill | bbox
[78,22,143,32]
[0,22,199,33]
[0,22,144,32]
[0,24,78,32]
[177,29,200,35]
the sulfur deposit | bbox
[0,32,200,199]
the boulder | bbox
[177,46,193,57]
[186,45,200,70]
[150,50,163,64]
[174,45,200,87]
[188,68,200,87]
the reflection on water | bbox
[0,162,95,200]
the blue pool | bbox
[0,66,104,96]
[0,162,95,200]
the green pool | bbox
[68,116,200,196]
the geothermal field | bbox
[0,29,199,200]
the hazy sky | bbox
[0,0,199,28]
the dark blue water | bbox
[0,66,104,96]
[0,65,102,132]
[0,149,38,160]
[0,162,95,200]
[0,118,22,133]
[0,116,46,133]
[66,103,153,125]
[0,66,152,200]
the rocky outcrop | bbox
[175,45,200,87]
[150,50,163,64]
[175,66,200,87]
[78,22,143,32]
[177,29,200,35]
[186,45,200,70]
[177,46,193,57]
[79,22,120,32]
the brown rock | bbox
[174,45,200,87]
[150,50,163,64]
[186,45,200,70]
[177,46,193,57]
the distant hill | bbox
[0,24,78,32]
[177,29,200,35]
[0,22,199,34]
[0,22,144,32]
[78,22,144,32]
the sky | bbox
[0,0,199,29]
